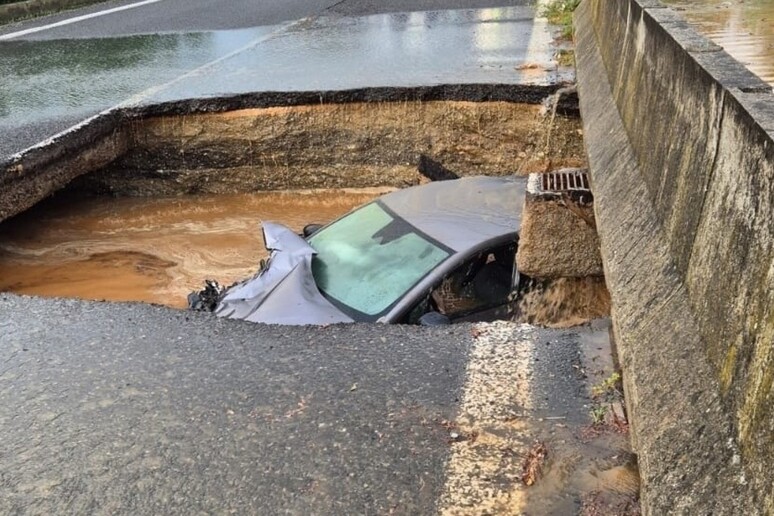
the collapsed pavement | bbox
[0,4,640,513]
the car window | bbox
[428,243,516,320]
[309,202,451,318]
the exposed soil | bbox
[72,101,586,195]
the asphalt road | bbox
[0,3,617,512]
[0,0,534,39]
[0,294,626,514]
[0,0,563,163]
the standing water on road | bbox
[664,0,774,86]
[0,190,385,308]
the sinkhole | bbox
[0,98,590,317]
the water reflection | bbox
[474,8,528,53]
[664,0,774,85]
[0,28,272,126]
[147,5,560,104]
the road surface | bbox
[0,1,625,513]
[0,0,567,163]
[0,294,629,514]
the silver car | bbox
[211,175,526,325]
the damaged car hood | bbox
[215,222,354,325]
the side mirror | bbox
[418,311,451,326]
[303,223,324,237]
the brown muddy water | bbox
[665,0,774,85]
[518,277,611,329]
[0,189,385,308]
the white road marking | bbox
[438,321,536,515]
[0,0,165,41]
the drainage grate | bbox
[527,168,592,204]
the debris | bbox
[515,277,611,328]
[471,327,488,338]
[521,440,548,486]
[187,279,226,312]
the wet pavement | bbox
[142,9,564,106]
[0,28,274,130]
[0,295,631,514]
[0,4,569,162]
[0,2,628,512]
[664,0,774,86]
[0,0,339,40]
[0,0,533,39]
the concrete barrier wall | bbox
[575,0,774,512]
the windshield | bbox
[309,202,451,318]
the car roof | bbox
[379,175,525,252]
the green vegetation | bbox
[589,371,624,426]
[540,0,582,39]
[592,371,622,399]
[556,49,575,67]
[589,404,608,425]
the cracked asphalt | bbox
[0,294,622,514]
[0,0,568,162]
[0,1,625,513]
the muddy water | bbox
[0,190,386,308]
[517,277,611,328]
[664,0,774,86]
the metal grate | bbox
[527,169,592,203]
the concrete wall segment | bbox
[576,0,773,511]
[732,90,774,132]
[685,95,774,488]
[575,10,750,506]
[606,1,725,280]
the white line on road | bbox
[0,0,165,41]
[438,321,536,515]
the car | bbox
[195,175,527,325]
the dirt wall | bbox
[73,101,585,195]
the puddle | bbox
[663,0,774,86]
[0,189,384,307]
